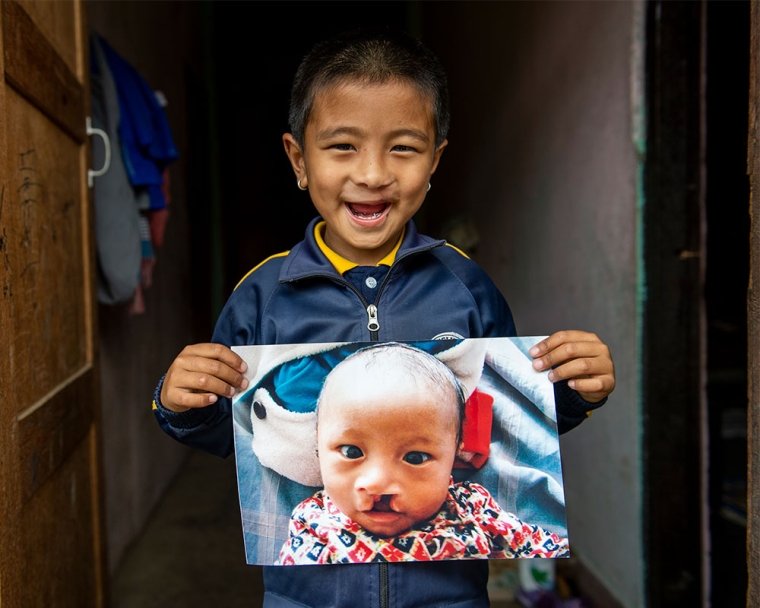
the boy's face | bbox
[283,80,447,266]
[317,360,459,537]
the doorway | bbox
[704,2,750,605]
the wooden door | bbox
[0,1,106,606]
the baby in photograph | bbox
[277,342,569,565]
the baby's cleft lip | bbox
[371,495,394,512]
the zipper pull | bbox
[366,304,380,332]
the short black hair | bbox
[288,28,450,149]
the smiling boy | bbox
[282,79,445,266]
[154,28,615,608]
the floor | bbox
[111,451,265,608]
[111,451,534,608]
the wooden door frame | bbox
[746,4,760,606]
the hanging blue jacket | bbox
[153,217,597,608]
[97,34,178,210]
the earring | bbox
[427,182,431,192]
[297,178,307,191]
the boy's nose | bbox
[352,150,392,190]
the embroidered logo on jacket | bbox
[432,332,465,340]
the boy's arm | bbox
[530,331,616,433]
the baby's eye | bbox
[339,445,364,459]
[403,451,431,465]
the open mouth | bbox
[346,202,390,221]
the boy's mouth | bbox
[346,202,390,220]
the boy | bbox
[277,342,569,565]
[154,28,615,608]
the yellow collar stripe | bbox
[314,221,404,275]
[444,243,471,259]
[234,251,290,291]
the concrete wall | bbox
[425,3,642,606]
[87,1,205,574]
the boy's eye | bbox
[392,145,417,153]
[330,143,355,151]
[339,445,363,459]
[403,451,431,465]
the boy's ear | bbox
[282,133,307,186]
[430,139,448,175]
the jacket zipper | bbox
[366,304,380,335]
[363,242,441,341]
[379,562,389,608]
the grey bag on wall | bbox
[91,34,141,305]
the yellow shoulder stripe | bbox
[445,243,470,259]
[152,400,158,411]
[234,251,290,291]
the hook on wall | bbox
[87,116,111,188]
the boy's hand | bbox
[529,331,615,403]
[160,344,249,413]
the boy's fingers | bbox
[532,339,610,371]
[162,367,243,412]
[529,330,616,403]
[178,343,248,374]
[165,389,220,411]
[568,377,616,403]
[530,330,600,356]
[180,355,249,390]
[160,343,250,412]
[547,358,613,384]
[180,370,242,398]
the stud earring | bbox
[297,178,307,191]
[427,182,431,192]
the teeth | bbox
[351,208,384,219]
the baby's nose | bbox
[356,465,398,496]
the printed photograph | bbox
[232,338,570,566]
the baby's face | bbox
[283,79,446,266]
[317,360,459,538]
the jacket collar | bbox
[278,217,445,283]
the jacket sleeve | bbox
[553,379,607,434]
